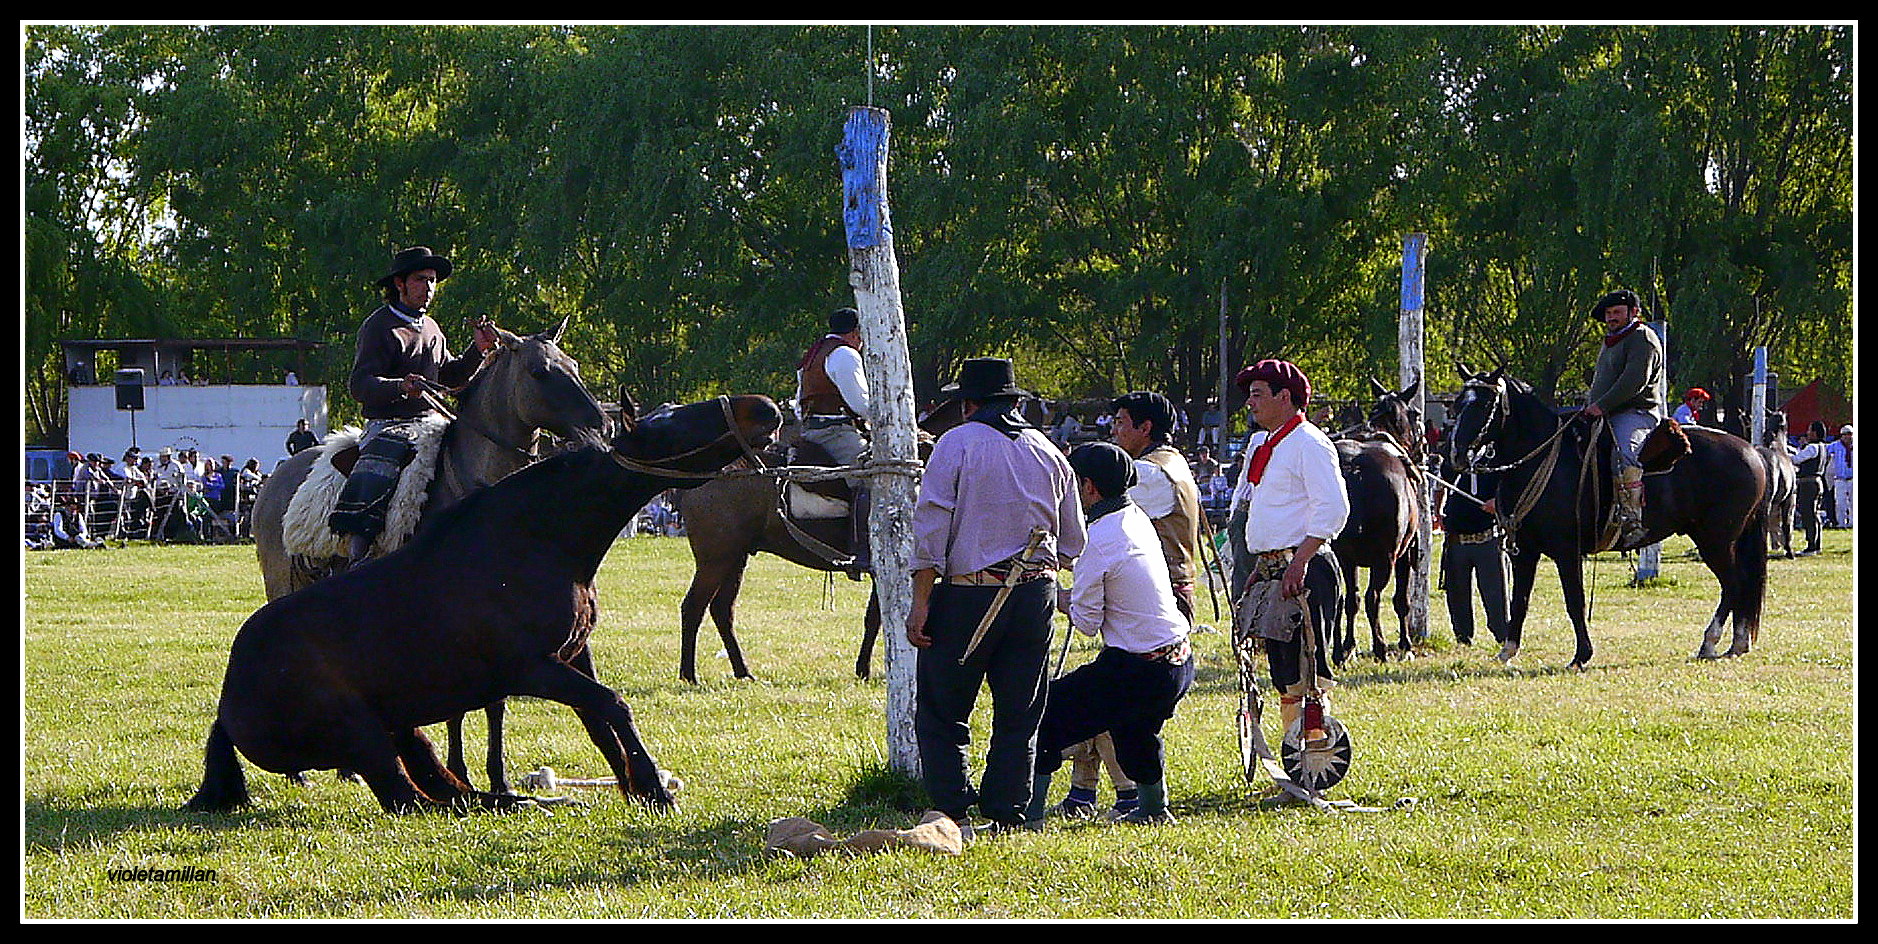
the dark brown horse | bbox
[185,394,783,814]
[672,401,962,684]
[1446,365,1767,668]
[1329,383,1427,663]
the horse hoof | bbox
[1568,661,1589,673]
[1496,643,1519,664]
[1694,649,1720,661]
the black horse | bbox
[1328,380,1427,664]
[186,394,783,814]
[1446,364,1767,669]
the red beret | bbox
[1234,359,1312,409]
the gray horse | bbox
[249,317,609,790]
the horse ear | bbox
[1402,379,1420,401]
[1369,377,1389,398]
[1455,360,1476,381]
[617,385,639,421]
[546,315,570,344]
[1488,364,1506,383]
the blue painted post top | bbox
[1399,233,1428,313]
[1753,346,1768,385]
[840,107,892,251]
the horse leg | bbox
[1334,558,1358,666]
[1500,549,1542,663]
[484,699,511,795]
[512,656,675,809]
[710,564,754,679]
[446,714,470,787]
[679,561,726,684]
[393,727,473,804]
[1366,567,1389,662]
[1553,555,1594,671]
[857,586,880,679]
[1392,552,1415,655]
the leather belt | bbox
[947,566,1052,587]
[1447,528,1502,545]
[1124,639,1191,666]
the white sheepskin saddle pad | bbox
[280,415,450,560]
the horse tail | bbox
[1734,504,1770,644]
[183,719,250,813]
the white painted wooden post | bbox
[1399,233,1432,643]
[1635,319,1668,583]
[838,106,920,778]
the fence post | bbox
[1399,233,1432,642]
[838,105,920,779]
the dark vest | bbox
[1797,444,1826,478]
[798,335,859,416]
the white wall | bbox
[68,384,329,466]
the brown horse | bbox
[185,394,783,815]
[673,401,961,683]
[1329,383,1427,664]
[1447,365,1767,668]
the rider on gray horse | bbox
[330,245,500,568]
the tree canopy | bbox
[24,23,1853,444]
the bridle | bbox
[609,396,770,479]
[412,336,554,462]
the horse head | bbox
[1366,378,1423,450]
[1447,364,1510,471]
[1764,409,1789,447]
[611,393,783,482]
[459,321,610,451]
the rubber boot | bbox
[1117,781,1174,825]
[1023,773,1053,829]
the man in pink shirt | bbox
[906,358,1085,836]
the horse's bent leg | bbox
[394,727,472,804]
[484,698,510,795]
[1553,556,1593,670]
[513,658,674,809]
[857,588,880,680]
[710,564,753,679]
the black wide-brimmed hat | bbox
[375,246,454,287]
[1589,289,1640,320]
[939,357,1031,402]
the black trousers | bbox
[914,578,1054,825]
[1796,477,1825,550]
[1443,536,1510,645]
[1034,646,1194,786]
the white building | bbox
[61,339,329,468]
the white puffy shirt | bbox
[1069,502,1189,653]
[1231,418,1350,554]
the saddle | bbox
[280,415,450,560]
[780,440,853,521]
[1579,416,1690,551]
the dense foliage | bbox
[24,24,1853,442]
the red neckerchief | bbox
[1603,318,1642,348]
[1247,414,1304,486]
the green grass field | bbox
[22,529,1856,919]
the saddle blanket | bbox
[280,415,449,560]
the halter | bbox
[412,336,548,461]
[609,396,769,479]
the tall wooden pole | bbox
[838,106,920,777]
[1399,233,1432,642]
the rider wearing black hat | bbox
[330,245,499,567]
[1583,289,1665,546]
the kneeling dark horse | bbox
[186,394,783,814]
[1447,365,1767,670]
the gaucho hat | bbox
[375,246,454,288]
[1589,289,1640,320]
[939,357,1031,402]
